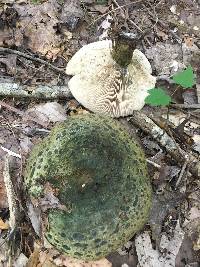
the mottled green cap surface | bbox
[24,114,151,260]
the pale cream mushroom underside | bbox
[66,40,156,117]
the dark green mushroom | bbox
[24,114,152,260]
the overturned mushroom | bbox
[66,40,156,117]
[24,114,152,260]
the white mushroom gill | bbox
[66,40,156,118]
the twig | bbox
[150,114,193,146]
[0,47,67,76]
[130,111,200,178]
[91,0,143,25]
[175,155,189,188]
[141,3,182,43]
[0,100,49,128]
[112,0,144,33]
[1,146,21,159]
[146,159,161,169]
[171,104,200,109]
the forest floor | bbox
[0,0,200,266]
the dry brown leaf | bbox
[184,36,194,48]
[156,29,169,40]
[60,0,84,31]
[90,5,109,14]
[38,249,112,267]
[14,1,62,59]
[26,102,66,124]
[26,247,40,267]
[0,218,9,230]
[0,54,17,75]
[53,255,112,267]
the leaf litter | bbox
[0,0,200,266]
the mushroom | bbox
[24,114,152,260]
[66,40,156,117]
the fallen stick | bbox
[0,47,67,75]
[0,79,72,99]
[130,111,200,178]
[171,104,200,109]
[3,156,19,230]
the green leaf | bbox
[145,88,172,106]
[172,65,196,88]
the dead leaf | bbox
[26,247,40,267]
[146,43,185,76]
[170,5,177,14]
[67,99,80,111]
[184,36,194,48]
[156,29,169,40]
[54,255,112,267]
[13,253,28,267]
[0,27,14,46]
[20,136,33,154]
[90,5,109,14]
[135,221,184,267]
[32,182,68,212]
[0,218,9,230]
[0,54,17,75]
[27,202,42,236]
[98,15,112,39]
[26,102,66,124]
[60,0,84,31]
[14,1,62,59]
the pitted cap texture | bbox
[25,114,152,260]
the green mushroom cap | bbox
[24,114,152,260]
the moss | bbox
[24,114,152,260]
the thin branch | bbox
[91,0,144,25]
[141,3,182,43]
[0,47,67,75]
[170,104,200,109]
[146,159,161,169]
[130,111,200,178]
[1,146,21,159]
[112,0,144,33]
[175,155,189,188]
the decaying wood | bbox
[197,84,200,104]
[130,111,200,179]
[3,156,19,230]
[135,220,184,267]
[0,79,71,99]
